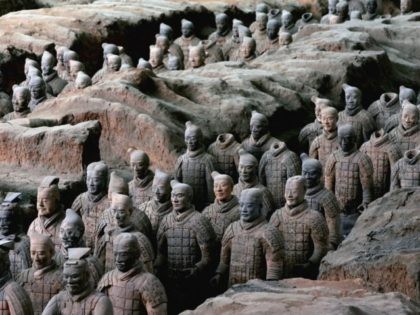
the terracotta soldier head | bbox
[311,96,332,123]
[111,193,132,228]
[366,0,378,14]
[102,43,119,61]
[401,0,413,14]
[338,124,356,153]
[60,208,85,249]
[30,232,55,270]
[69,60,85,81]
[328,0,339,14]
[108,172,128,200]
[301,155,323,188]
[63,50,79,73]
[215,13,230,36]
[181,19,195,38]
[159,23,175,42]
[399,85,416,105]
[267,19,280,40]
[285,175,307,208]
[212,171,234,203]
[37,176,61,218]
[29,76,46,100]
[400,101,419,131]
[113,233,140,272]
[12,86,30,113]
[170,180,193,213]
[27,66,42,84]
[75,71,92,89]
[24,58,40,77]
[152,169,172,203]
[63,248,92,295]
[279,31,293,46]
[321,106,338,133]
[128,149,150,180]
[256,12,268,31]
[167,55,182,71]
[137,58,152,70]
[0,193,22,236]
[240,36,256,60]
[238,150,259,183]
[155,35,170,54]
[188,45,206,68]
[232,19,244,39]
[343,83,362,115]
[281,10,293,29]
[56,46,69,67]
[256,3,269,14]
[250,110,269,141]
[41,51,56,77]
[149,46,164,69]
[184,121,203,151]
[106,54,121,72]
[239,188,263,222]
[86,161,108,197]
[336,1,349,22]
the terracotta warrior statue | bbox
[384,86,417,133]
[188,44,206,69]
[101,43,119,67]
[68,60,85,82]
[41,50,67,96]
[389,101,420,153]
[279,31,293,46]
[301,155,342,250]
[257,19,280,54]
[299,96,332,152]
[0,70,12,118]
[0,239,34,315]
[259,141,301,209]
[156,180,216,314]
[325,125,374,235]
[28,176,64,252]
[368,92,401,131]
[391,149,420,190]
[222,19,243,61]
[98,233,168,315]
[128,149,154,208]
[310,106,340,167]
[56,46,69,80]
[321,0,339,24]
[134,169,172,243]
[21,58,40,87]
[400,0,413,15]
[137,58,153,70]
[338,84,375,148]
[360,129,402,199]
[159,23,184,64]
[252,12,268,54]
[208,133,240,183]
[270,176,329,278]
[175,121,216,211]
[0,193,31,279]
[42,248,113,314]
[94,193,154,273]
[56,209,104,285]
[208,13,232,51]
[295,13,318,31]
[250,3,270,33]
[234,150,275,218]
[175,19,200,67]
[100,172,153,242]
[149,45,167,74]
[92,54,121,84]
[72,161,109,248]
[118,45,134,68]
[28,76,48,111]
[202,172,240,246]
[2,86,31,121]
[241,110,279,160]
[362,0,379,20]
[167,54,182,71]
[62,50,79,82]
[240,36,257,63]
[211,188,284,290]
[18,233,63,315]
[331,1,350,24]
[75,71,92,90]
